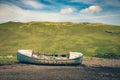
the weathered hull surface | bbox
[17,50,83,65]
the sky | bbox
[0,0,120,25]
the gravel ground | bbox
[0,57,120,80]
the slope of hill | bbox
[0,22,120,59]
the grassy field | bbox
[0,21,120,62]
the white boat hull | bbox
[17,50,83,65]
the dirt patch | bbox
[83,57,120,67]
[0,57,120,80]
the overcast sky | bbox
[0,0,120,25]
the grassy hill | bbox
[0,21,120,59]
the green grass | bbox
[0,21,120,62]
[0,56,18,63]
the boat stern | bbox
[16,50,33,62]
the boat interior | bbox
[32,52,69,60]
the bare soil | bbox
[0,57,120,80]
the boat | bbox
[17,50,83,65]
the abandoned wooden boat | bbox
[17,50,83,65]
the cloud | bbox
[21,0,44,8]
[0,2,120,25]
[71,0,95,4]
[80,5,102,13]
[71,0,120,7]
[0,4,75,23]
[60,7,74,14]
[76,14,120,19]
[0,3,61,23]
[0,4,26,19]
